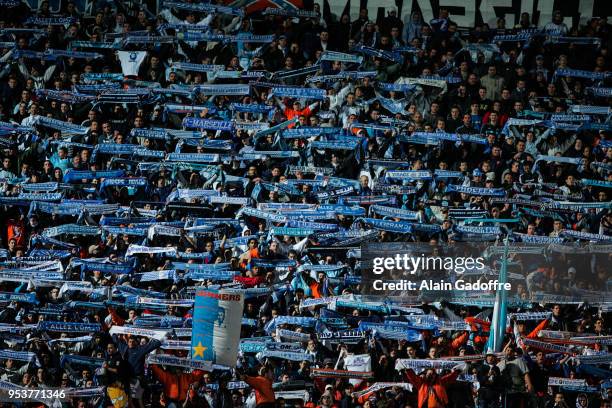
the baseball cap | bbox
[473,169,483,177]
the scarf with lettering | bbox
[194,84,250,96]
[182,118,233,131]
[26,17,77,25]
[125,245,177,257]
[394,359,459,371]
[311,368,373,379]
[163,1,244,16]
[319,50,363,64]
[264,316,316,333]
[560,229,612,242]
[146,354,212,370]
[269,86,326,100]
[42,224,100,237]
[38,321,102,333]
[446,185,506,196]
[256,350,314,362]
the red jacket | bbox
[244,375,275,405]
[284,105,313,128]
[404,369,459,408]
[284,105,312,121]
[151,365,204,401]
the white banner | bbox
[344,354,372,387]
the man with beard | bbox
[498,345,533,408]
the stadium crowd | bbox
[0,0,610,407]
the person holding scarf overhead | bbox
[239,366,276,408]
[402,364,464,408]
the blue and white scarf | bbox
[171,62,224,72]
[262,7,318,18]
[560,229,612,242]
[38,321,102,333]
[587,87,612,97]
[385,170,432,180]
[42,224,99,237]
[395,359,460,371]
[359,217,412,234]
[167,153,220,163]
[370,205,418,220]
[35,116,89,135]
[264,316,316,333]
[195,84,250,96]
[554,68,610,81]
[26,17,77,25]
[446,185,506,197]
[163,1,244,16]
[319,51,363,64]
[256,350,314,362]
[125,245,177,257]
[377,83,417,93]
[269,86,326,100]
[146,354,212,370]
[229,103,274,114]
[0,292,37,304]
[182,118,233,130]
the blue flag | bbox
[486,240,509,352]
